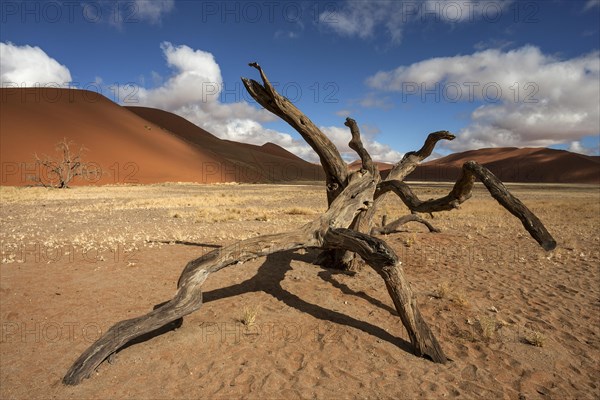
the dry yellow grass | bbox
[285,207,315,215]
[403,233,417,247]
[240,305,260,327]
[2,182,596,264]
[524,329,546,347]
[478,316,497,341]
[0,183,328,263]
[433,282,450,299]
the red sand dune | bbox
[350,148,599,184]
[2,88,596,186]
[0,88,323,186]
[407,147,600,184]
[125,106,317,178]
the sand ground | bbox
[0,182,598,399]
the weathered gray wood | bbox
[64,170,378,385]
[375,167,474,213]
[63,281,205,385]
[376,161,556,250]
[338,131,457,271]
[345,117,376,177]
[64,63,558,387]
[385,130,456,182]
[317,118,380,272]
[242,63,348,205]
[464,161,556,251]
[371,214,441,235]
[323,228,447,363]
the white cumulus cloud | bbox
[0,42,72,86]
[366,45,600,153]
[135,42,319,160]
[568,141,599,156]
[133,42,406,163]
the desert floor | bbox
[0,182,598,399]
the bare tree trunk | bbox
[242,63,348,205]
[331,131,459,271]
[63,63,556,386]
[33,138,87,188]
[64,169,450,384]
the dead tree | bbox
[63,64,556,385]
[33,138,90,188]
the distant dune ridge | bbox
[1,88,598,186]
[407,147,600,184]
[352,148,599,184]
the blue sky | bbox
[1,0,599,161]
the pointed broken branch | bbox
[346,117,376,176]
[242,62,347,203]
[385,131,456,182]
[63,63,558,388]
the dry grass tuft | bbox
[433,282,450,299]
[255,214,268,222]
[452,290,469,307]
[432,282,468,306]
[285,207,314,215]
[403,233,417,248]
[478,316,497,340]
[524,330,546,347]
[240,305,260,327]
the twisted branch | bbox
[63,63,557,388]
[376,161,556,250]
[64,171,396,385]
[345,117,376,176]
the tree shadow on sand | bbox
[201,249,413,354]
[115,247,413,359]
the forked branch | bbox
[385,130,456,182]
[335,129,456,271]
[64,166,450,385]
[377,161,556,251]
[63,63,557,388]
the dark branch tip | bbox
[429,130,455,140]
